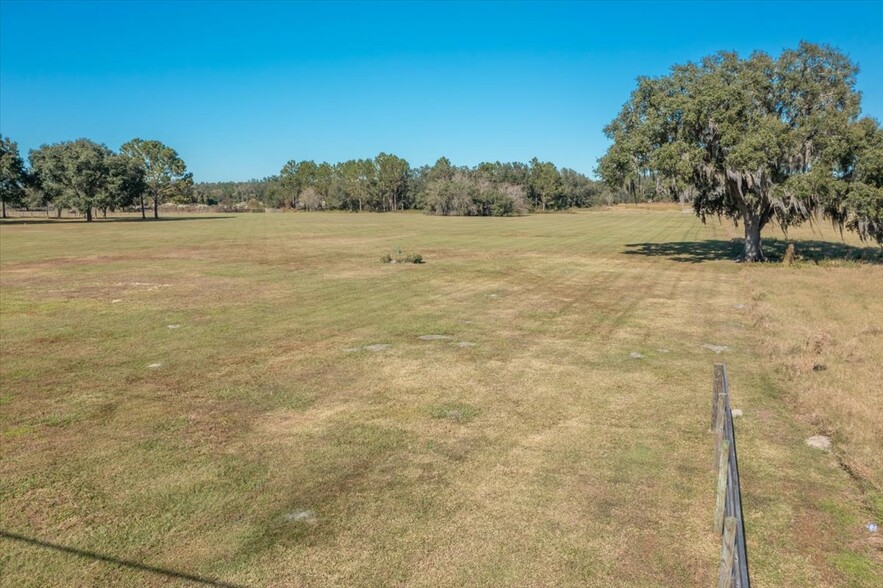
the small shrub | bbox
[381,251,424,264]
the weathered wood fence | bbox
[710,363,750,588]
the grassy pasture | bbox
[1,208,881,587]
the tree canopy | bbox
[120,139,191,219]
[28,139,142,222]
[598,41,883,261]
[0,135,28,218]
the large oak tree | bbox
[598,42,883,261]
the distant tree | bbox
[500,183,529,214]
[373,153,409,211]
[473,182,528,216]
[24,175,53,216]
[315,162,334,202]
[529,158,562,211]
[298,186,323,211]
[425,173,477,216]
[29,139,114,222]
[120,139,190,219]
[168,172,194,205]
[336,159,374,211]
[0,135,27,218]
[279,160,319,209]
[428,156,455,183]
[100,155,147,218]
[560,168,600,208]
[261,176,286,209]
[598,42,883,261]
[409,165,431,209]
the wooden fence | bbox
[710,363,750,588]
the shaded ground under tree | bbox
[624,238,882,264]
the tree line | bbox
[2,138,614,219]
[0,137,191,221]
[189,156,606,215]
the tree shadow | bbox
[1,530,249,587]
[623,238,882,264]
[0,216,234,225]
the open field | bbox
[1,208,881,587]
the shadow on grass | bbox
[0,216,234,225]
[624,238,882,264]
[0,530,248,587]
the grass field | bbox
[1,208,881,587]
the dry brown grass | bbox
[740,224,883,518]
[1,210,880,586]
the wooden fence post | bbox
[713,394,726,472]
[718,516,738,588]
[711,363,725,431]
[714,439,730,534]
[708,364,750,586]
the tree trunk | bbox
[153,196,159,219]
[103,207,107,219]
[57,207,62,219]
[140,194,146,219]
[2,200,6,218]
[86,208,93,222]
[742,214,766,262]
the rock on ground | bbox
[701,343,729,354]
[363,344,391,352]
[805,435,831,451]
[284,510,318,525]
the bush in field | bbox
[381,250,424,264]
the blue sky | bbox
[2,0,882,182]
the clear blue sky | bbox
[2,0,882,182]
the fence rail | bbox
[710,363,750,588]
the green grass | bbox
[1,208,880,586]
